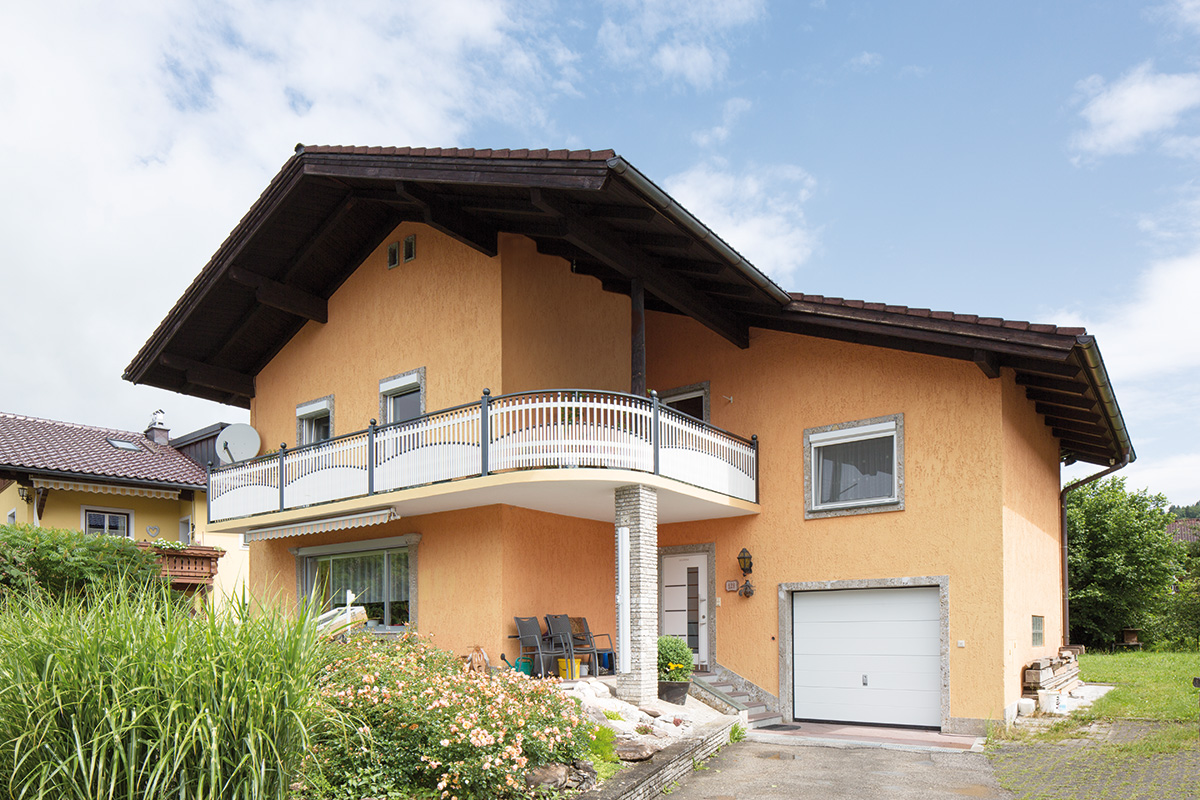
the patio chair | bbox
[570,616,615,675]
[545,614,588,678]
[514,616,568,677]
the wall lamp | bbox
[17,487,32,503]
[737,547,755,597]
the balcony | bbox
[135,542,225,591]
[208,389,758,525]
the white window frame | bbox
[296,396,334,446]
[294,533,420,632]
[179,515,191,546]
[379,367,425,426]
[5,509,15,525]
[1032,615,1045,647]
[804,413,904,519]
[81,505,135,539]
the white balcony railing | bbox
[208,389,757,522]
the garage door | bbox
[792,587,941,728]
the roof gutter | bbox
[3,466,205,493]
[606,156,793,306]
[1073,335,1135,464]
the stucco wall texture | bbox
[243,223,1066,728]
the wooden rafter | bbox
[531,189,749,348]
[159,354,254,398]
[395,181,499,257]
[228,267,327,323]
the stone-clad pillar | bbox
[615,484,658,705]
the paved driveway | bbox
[664,740,1009,800]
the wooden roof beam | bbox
[159,354,254,398]
[531,189,749,349]
[974,349,1000,379]
[1024,388,1097,410]
[395,181,499,257]
[228,267,327,323]
[1035,403,1100,423]
[1015,374,1089,395]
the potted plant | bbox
[657,635,694,704]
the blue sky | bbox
[1,1,1197,502]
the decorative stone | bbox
[525,763,568,789]
[639,706,662,718]
[616,741,658,761]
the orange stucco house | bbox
[125,146,1132,734]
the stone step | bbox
[747,710,784,728]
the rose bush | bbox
[306,633,595,799]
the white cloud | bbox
[1056,252,1200,503]
[1071,62,1200,160]
[1162,0,1200,33]
[1136,182,1200,247]
[0,1,576,435]
[664,160,819,288]
[847,52,883,71]
[596,0,765,90]
[692,98,752,147]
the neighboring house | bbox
[1168,518,1200,544]
[124,146,1133,735]
[0,411,248,606]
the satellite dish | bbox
[215,424,261,464]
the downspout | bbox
[1059,455,1129,646]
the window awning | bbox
[245,508,398,543]
[31,478,179,500]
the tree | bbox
[1067,477,1180,648]
[1168,500,1200,519]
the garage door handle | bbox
[862,674,868,686]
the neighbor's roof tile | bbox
[0,413,207,487]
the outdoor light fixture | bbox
[17,487,31,503]
[737,547,755,597]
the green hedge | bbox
[0,523,161,599]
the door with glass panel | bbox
[660,553,708,669]
[309,547,410,629]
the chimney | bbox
[145,409,170,445]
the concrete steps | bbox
[692,672,784,729]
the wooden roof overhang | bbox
[124,146,1132,469]
[123,146,789,408]
[726,295,1134,468]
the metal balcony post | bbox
[278,444,287,511]
[480,388,491,477]
[206,461,212,525]
[367,419,377,495]
[752,434,759,504]
[651,390,660,475]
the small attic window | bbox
[107,438,142,452]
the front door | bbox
[660,553,708,669]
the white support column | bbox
[615,483,658,705]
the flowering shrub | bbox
[307,633,596,799]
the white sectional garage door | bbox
[792,587,941,728]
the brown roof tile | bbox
[1168,519,1200,544]
[786,293,1088,337]
[0,413,207,487]
[299,145,616,162]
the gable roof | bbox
[123,146,1133,468]
[0,413,207,489]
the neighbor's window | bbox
[804,414,904,519]
[84,509,130,537]
[296,396,334,446]
[6,509,15,525]
[659,382,709,423]
[308,547,411,629]
[1032,615,1045,647]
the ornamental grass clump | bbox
[0,581,332,799]
[307,633,595,799]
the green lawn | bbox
[1079,651,1200,722]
